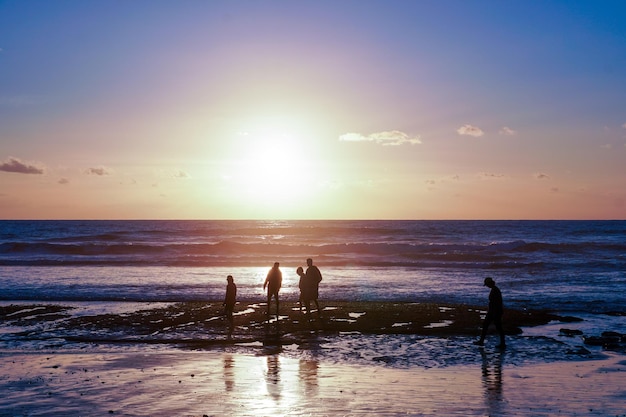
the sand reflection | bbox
[298,359,319,397]
[265,355,282,401]
[223,354,235,392]
[481,349,504,416]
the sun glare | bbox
[227,124,316,205]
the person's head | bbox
[484,277,495,288]
[273,262,280,268]
[296,266,304,275]
[227,275,234,283]
[306,258,313,266]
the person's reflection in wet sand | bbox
[265,355,281,401]
[481,349,504,416]
[298,359,319,397]
[223,354,235,392]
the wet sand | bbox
[2,301,626,415]
[1,350,625,416]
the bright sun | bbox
[227,124,316,205]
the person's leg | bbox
[476,314,493,345]
[266,292,271,315]
[494,315,506,347]
[275,293,280,317]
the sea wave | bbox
[1,239,623,270]
[1,239,623,255]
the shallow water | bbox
[2,351,625,416]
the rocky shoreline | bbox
[3,300,613,347]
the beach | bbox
[2,350,625,416]
[2,220,625,415]
[2,300,626,416]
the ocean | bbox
[1,220,625,312]
[1,220,625,366]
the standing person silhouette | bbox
[223,275,237,335]
[475,277,506,349]
[263,262,283,317]
[223,275,237,321]
[305,258,322,316]
[296,266,306,311]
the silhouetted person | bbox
[297,265,313,316]
[305,258,322,316]
[224,275,237,336]
[223,275,237,321]
[475,277,506,349]
[296,266,305,311]
[264,262,282,317]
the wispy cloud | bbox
[85,167,110,176]
[457,124,484,137]
[58,178,69,185]
[478,172,506,180]
[499,126,516,136]
[534,173,550,180]
[174,170,190,178]
[339,130,421,146]
[425,175,461,186]
[0,157,44,174]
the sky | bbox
[1,1,626,220]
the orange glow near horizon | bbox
[1,3,625,220]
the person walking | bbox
[475,277,506,349]
[263,262,283,317]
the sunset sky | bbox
[1,1,625,220]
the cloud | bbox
[457,124,484,137]
[426,175,460,186]
[534,173,550,180]
[174,170,190,178]
[86,167,110,176]
[339,130,421,146]
[58,178,69,185]
[550,187,560,193]
[499,126,516,136]
[0,157,44,174]
[478,172,506,180]
[622,123,626,129]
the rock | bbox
[559,328,583,337]
[601,331,623,338]
[583,335,620,346]
[566,346,591,355]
